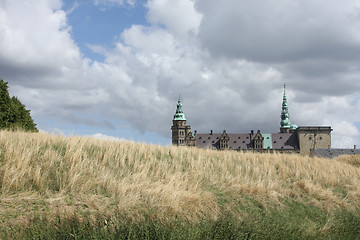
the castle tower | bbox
[171,96,188,146]
[280,84,291,133]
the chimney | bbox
[354,145,357,150]
[210,130,213,135]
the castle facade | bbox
[171,86,332,155]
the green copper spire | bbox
[173,95,186,121]
[280,84,291,128]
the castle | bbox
[171,86,333,155]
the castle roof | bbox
[195,132,299,150]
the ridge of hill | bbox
[0,130,359,239]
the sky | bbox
[0,0,360,147]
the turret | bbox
[171,95,193,146]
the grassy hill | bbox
[0,130,359,239]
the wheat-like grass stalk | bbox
[0,130,359,223]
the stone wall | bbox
[297,126,332,155]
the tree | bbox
[0,79,38,132]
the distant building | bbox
[171,96,195,147]
[171,86,333,155]
[310,147,360,159]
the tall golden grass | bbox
[0,130,359,225]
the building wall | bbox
[297,127,332,155]
[171,120,187,146]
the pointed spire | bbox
[280,84,290,129]
[173,95,186,121]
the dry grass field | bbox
[0,130,359,239]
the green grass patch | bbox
[3,203,360,240]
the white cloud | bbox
[88,133,125,141]
[331,121,360,148]
[1,0,359,148]
[146,0,202,38]
[196,0,360,62]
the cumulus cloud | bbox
[196,0,360,62]
[0,0,359,147]
[88,133,125,141]
[195,0,360,98]
[146,0,202,38]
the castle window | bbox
[208,137,211,139]
[309,137,312,140]
[212,140,214,143]
[279,136,282,139]
[203,141,206,143]
[273,141,277,143]
[216,137,219,139]
[246,137,249,139]
[238,137,241,139]
[234,141,236,143]
[242,141,245,143]
[199,137,202,139]
[320,137,323,140]
[267,137,269,139]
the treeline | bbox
[0,79,37,132]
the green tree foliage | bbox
[0,79,38,132]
